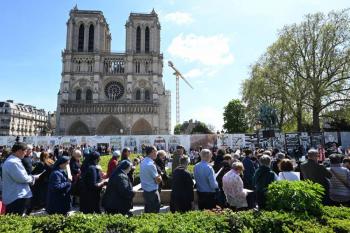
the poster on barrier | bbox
[168,135,182,153]
[36,136,50,147]
[272,133,285,150]
[110,136,122,151]
[311,132,324,148]
[340,132,350,149]
[0,137,7,146]
[7,136,16,147]
[299,132,310,155]
[154,135,168,151]
[123,136,138,151]
[231,134,245,150]
[190,134,217,150]
[217,134,231,149]
[22,136,35,145]
[244,134,256,150]
[324,132,338,145]
[285,133,299,151]
[137,135,154,153]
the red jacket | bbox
[107,157,118,178]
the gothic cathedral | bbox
[56,7,171,135]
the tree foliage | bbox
[174,120,213,134]
[242,9,350,131]
[223,99,248,133]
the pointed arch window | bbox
[136,26,141,53]
[78,24,84,52]
[145,90,151,100]
[88,24,94,52]
[136,89,141,100]
[145,27,150,53]
[86,89,92,102]
[76,89,82,101]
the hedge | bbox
[0,206,349,233]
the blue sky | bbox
[0,0,349,131]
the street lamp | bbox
[255,121,262,148]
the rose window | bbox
[104,81,124,100]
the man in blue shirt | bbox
[140,145,162,213]
[2,142,40,215]
[194,149,218,210]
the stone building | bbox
[56,7,171,135]
[0,100,48,136]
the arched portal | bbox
[131,118,153,135]
[96,116,124,135]
[68,121,90,135]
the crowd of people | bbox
[0,141,349,216]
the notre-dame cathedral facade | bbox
[56,7,171,135]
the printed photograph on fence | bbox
[231,134,245,150]
[0,137,7,147]
[123,136,137,150]
[340,132,350,150]
[299,132,310,155]
[323,132,338,145]
[138,136,153,152]
[168,135,182,153]
[217,134,231,149]
[190,134,217,151]
[272,133,285,150]
[154,136,167,151]
[7,136,16,147]
[285,133,300,157]
[244,134,257,150]
[311,132,324,148]
[110,136,122,150]
[22,136,35,145]
[36,136,50,147]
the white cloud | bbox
[163,12,194,25]
[183,68,203,79]
[187,106,224,131]
[167,33,234,66]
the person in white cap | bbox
[107,150,121,178]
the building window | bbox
[76,89,82,101]
[136,26,141,53]
[145,90,150,100]
[86,89,92,102]
[145,27,150,53]
[136,89,141,100]
[78,24,84,52]
[135,61,141,73]
[88,24,94,52]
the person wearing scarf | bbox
[102,160,134,216]
[46,156,71,215]
[80,151,108,213]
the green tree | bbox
[174,124,182,135]
[223,99,248,133]
[174,121,213,134]
[243,9,350,131]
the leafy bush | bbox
[0,207,349,233]
[266,180,324,216]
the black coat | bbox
[102,170,134,213]
[32,162,52,208]
[80,165,102,213]
[46,169,71,215]
[171,166,194,203]
[22,156,32,174]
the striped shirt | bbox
[327,165,350,202]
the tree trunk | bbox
[312,105,321,131]
[296,102,303,131]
